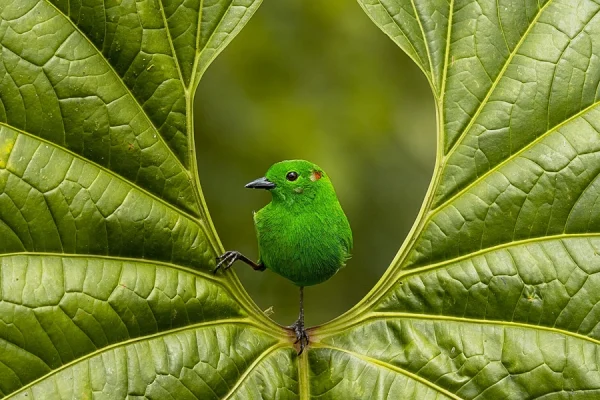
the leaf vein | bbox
[0,122,202,224]
[433,98,600,213]
[315,344,462,400]
[443,0,553,156]
[41,0,188,170]
[221,344,288,400]
[4,319,265,399]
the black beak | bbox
[245,177,276,190]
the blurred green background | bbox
[194,0,435,327]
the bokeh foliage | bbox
[195,0,435,326]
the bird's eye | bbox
[286,171,299,181]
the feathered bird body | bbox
[253,160,352,286]
[255,186,351,286]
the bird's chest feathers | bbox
[258,210,327,250]
[255,206,342,268]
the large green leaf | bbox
[309,0,600,398]
[0,0,294,398]
[2,0,600,399]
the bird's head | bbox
[245,160,334,204]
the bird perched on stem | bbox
[214,160,352,354]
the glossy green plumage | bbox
[253,160,352,286]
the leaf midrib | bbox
[221,344,289,400]
[357,0,435,93]
[316,232,600,334]
[442,0,553,156]
[312,344,461,400]
[1,251,219,281]
[316,312,600,348]
[157,0,187,91]
[42,0,189,171]
[432,99,600,212]
[299,350,310,400]
[395,232,600,282]
[4,318,283,399]
[0,251,286,334]
[439,0,454,104]
[408,0,437,92]
[189,0,238,90]
[1,122,202,223]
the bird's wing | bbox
[252,210,264,266]
[339,236,352,268]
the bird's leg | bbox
[289,286,309,355]
[214,251,266,274]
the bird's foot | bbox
[289,318,309,355]
[213,251,241,273]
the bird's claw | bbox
[289,318,309,355]
[213,251,241,274]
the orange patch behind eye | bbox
[310,170,322,181]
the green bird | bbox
[214,160,352,353]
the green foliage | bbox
[1,0,600,399]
